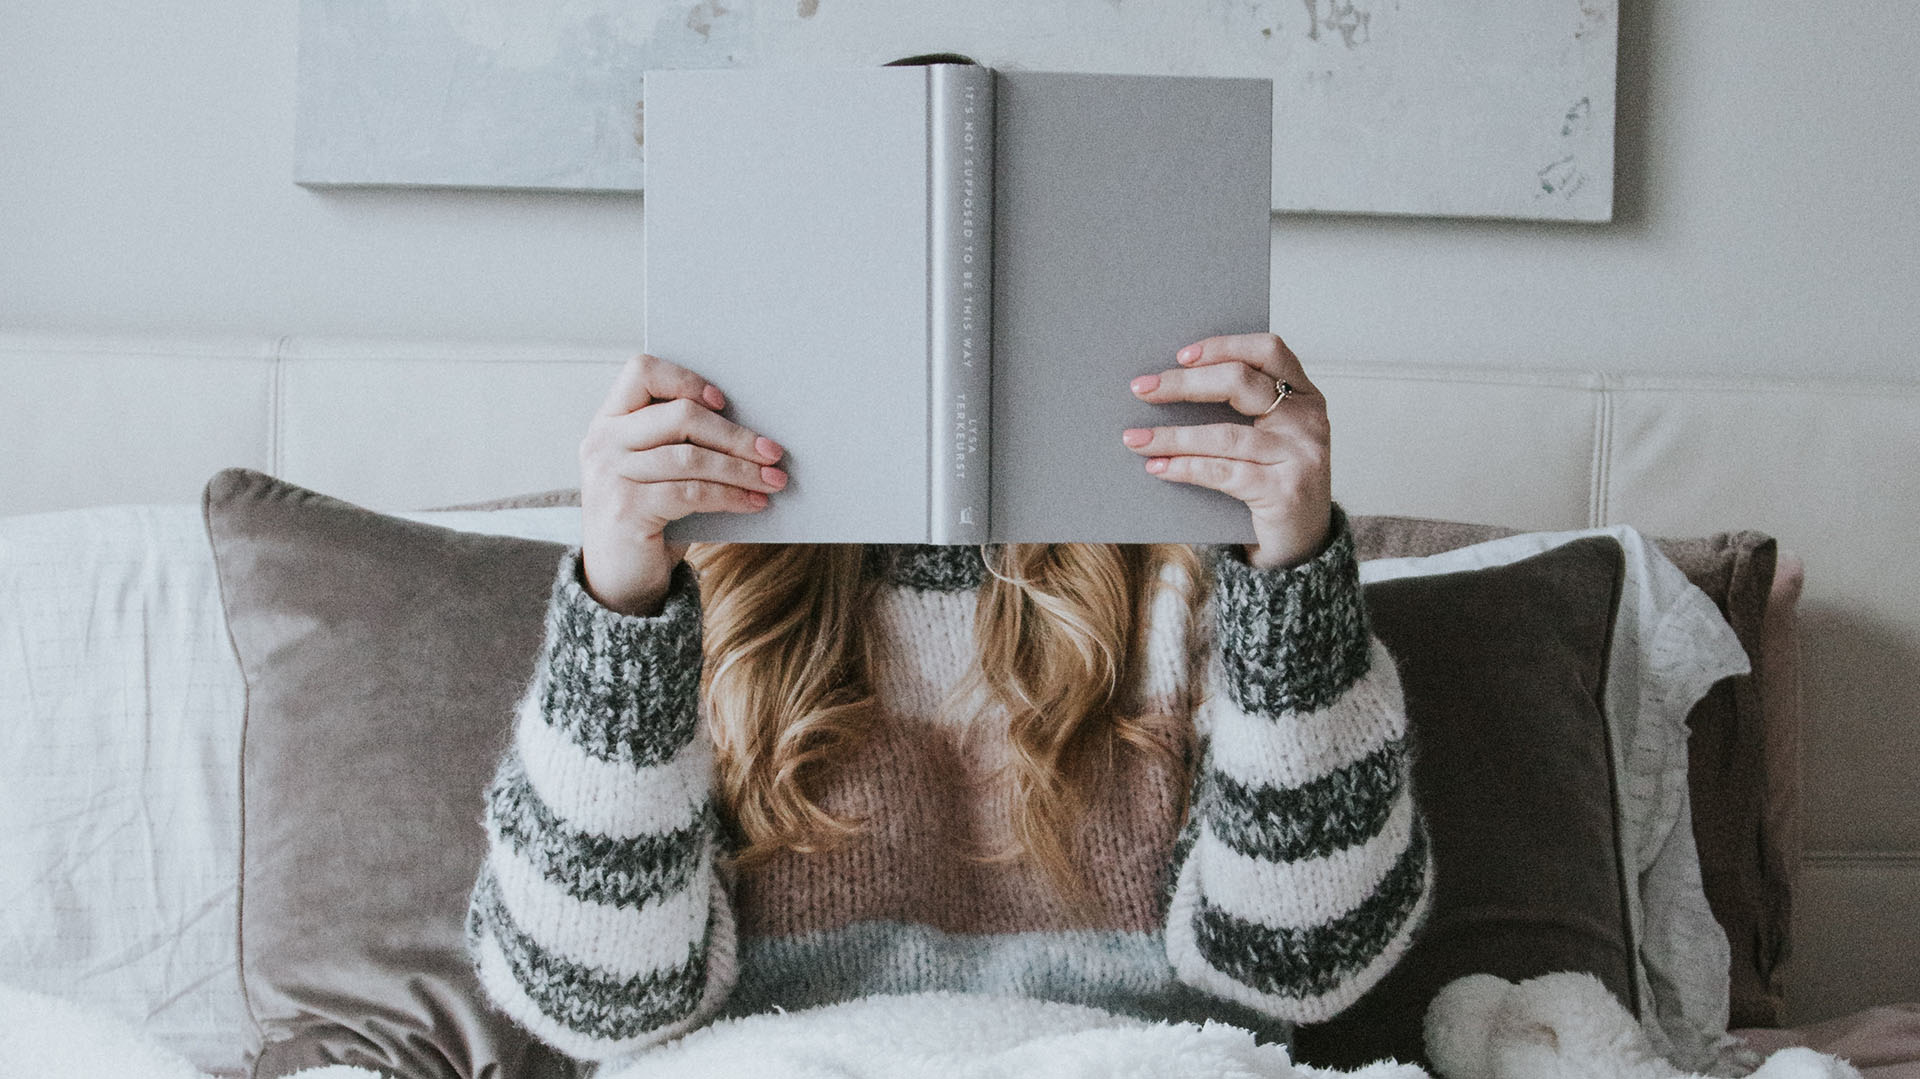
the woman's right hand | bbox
[578,352,787,616]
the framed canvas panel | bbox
[296,0,1616,222]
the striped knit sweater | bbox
[465,511,1432,1063]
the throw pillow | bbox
[1343,523,1754,1073]
[1352,516,1792,1027]
[204,467,580,1079]
[1291,535,1635,1070]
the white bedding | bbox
[0,503,583,1074]
[0,505,247,1069]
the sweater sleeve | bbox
[465,550,736,1061]
[1164,507,1432,1024]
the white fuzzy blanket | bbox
[0,975,1860,1079]
[603,993,1418,1079]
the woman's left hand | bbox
[1122,332,1333,570]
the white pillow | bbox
[0,501,581,1076]
[1361,526,1751,1074]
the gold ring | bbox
[1260,379,1295,416]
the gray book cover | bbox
[646,65,1270,544]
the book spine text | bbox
[928,64,994,544]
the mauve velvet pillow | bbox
[204,468,579,1079]
[1291,534,1635,1070]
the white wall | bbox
[3,2,1918,382]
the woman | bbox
[464,332,1432,1063]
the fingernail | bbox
[704,385,727,409]
[1146,458,1168,474]
[1131,374,1159,395]
[1122,428,1151,448]
[760,466,788,489]
[748,492,769,508]
[755,436,783,462]
[1177,345,1199,364]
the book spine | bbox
[928,64,993,545]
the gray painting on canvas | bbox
[297,0,1616,222]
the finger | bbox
[650,478,770,516]
[1131,363,1290,417]
[599,353,729,417]
[1174,333,1319,396]
[617,443,789,494]
[1120,421,1287,463]
[1141,454,1267,503]
[603,397,784,464]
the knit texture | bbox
[465,557,736,1060]
[862,543,993,592]
[466,512,1431,1061]
[1207,506,1375,716]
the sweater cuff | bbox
[1207,505,1373,718]
[536,549,705,767]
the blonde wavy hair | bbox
[683,541,1207,902]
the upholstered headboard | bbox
[3,328,1916,1024]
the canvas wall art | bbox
[296,0,1616,222]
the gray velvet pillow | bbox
[1351,515,1791,1028]
[1291,535,1635,1070]
[204,468,579,1079]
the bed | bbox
[1,329,1916,1077]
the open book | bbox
[645,64,1271,543]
